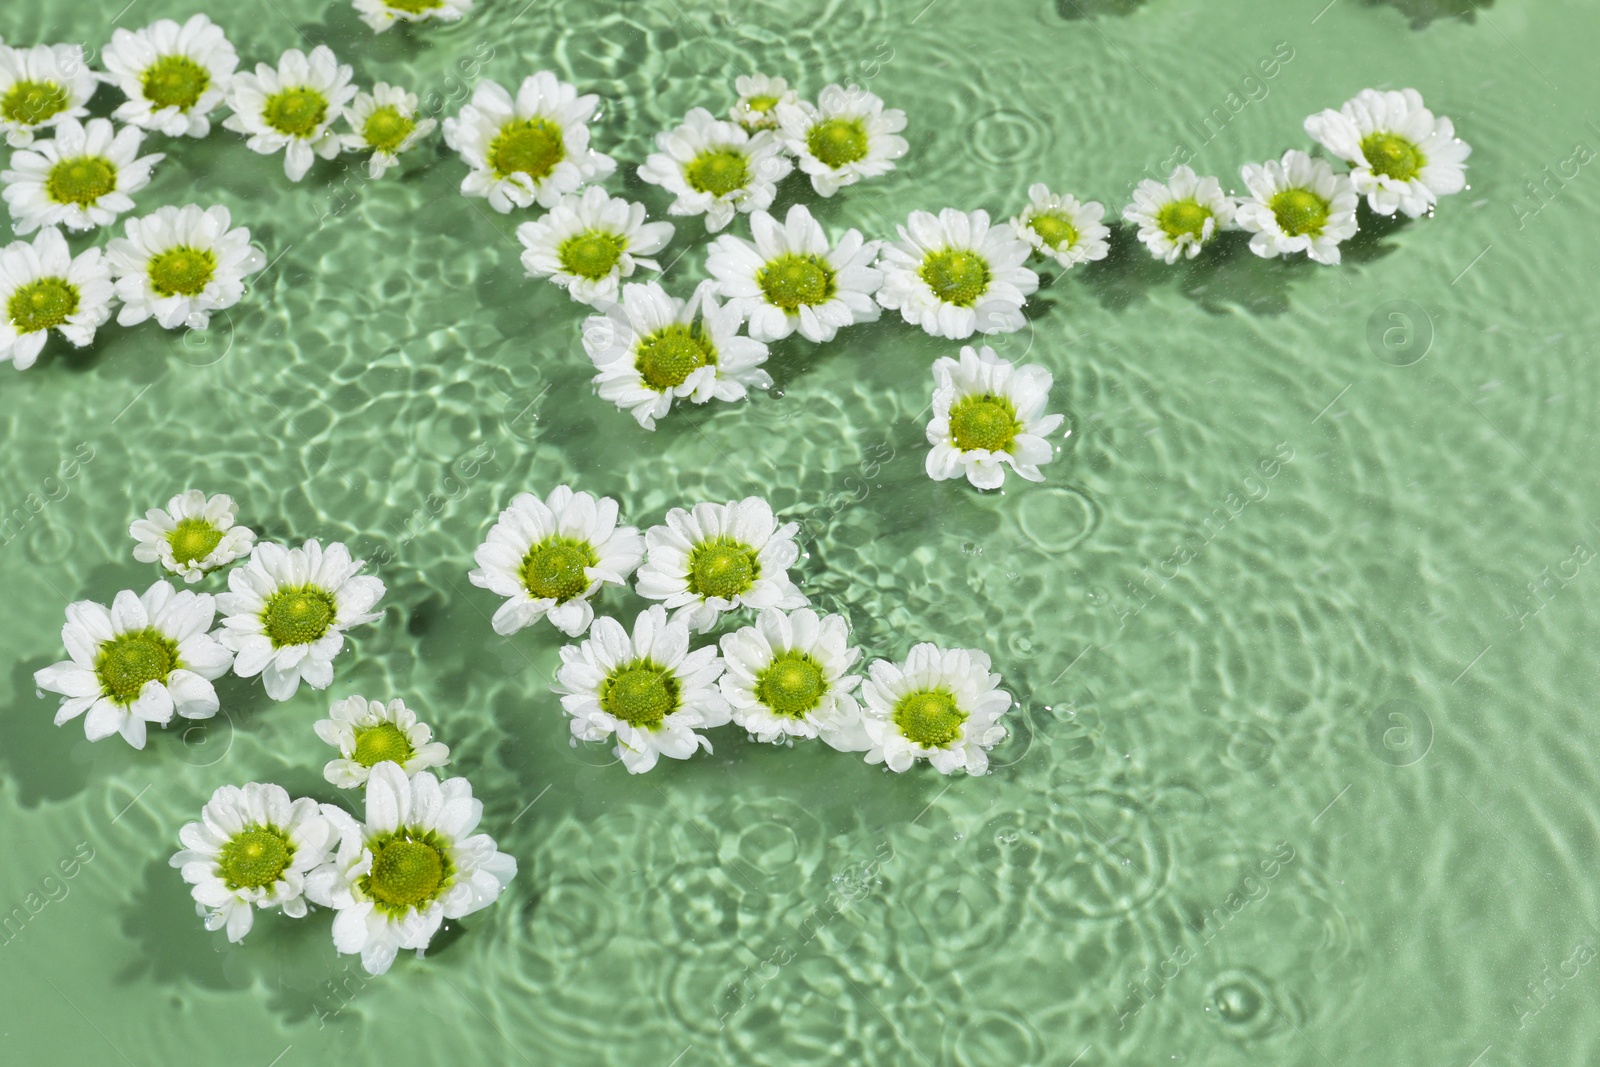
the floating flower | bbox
[467,485,644,637]
[442,72,615,213]
[313,696,451,789]
[339,82,436,179]
[33,580,233,749]
[1121,165,1235,263]
[719,607,867,747]
[637,107,791,233]
[306,763,516,976]
[100,14,238,138]
[860,644,1012,775]
[776,82,908,197]
[223,45,356,181]
[216,539,386,701]
[552,605,731,773]
[1235,149,1359,265]
[169,782,334,943]
[635,496,806,634]
[515,185,673,307]
[355,0,474,33]
[0,227,114,370]
[583,281,771,431]
[107,204,266,331]
[730,73,798,133]
[1,116,163,235]
[925,345,1065,490]
[705,203,881,344]
[0,43,96,147]
[1011,184,1109,270]
[876,208,1038,339]
[129,489,257,583]
[1304,87,1470,218]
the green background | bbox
[2,0,1596,1064]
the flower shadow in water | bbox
[1056,0,1148,16]
[0,659,95,808]
[1366,0,1494,29]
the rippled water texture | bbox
[3,0,1597,1064]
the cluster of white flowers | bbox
[170,696,514,976]
[468,487,1014,776]
[34,492,387,748]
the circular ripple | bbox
[1016,485,1100,554]
[969,107,1052,169]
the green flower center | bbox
[352,721,416,767]
[261,584,337,648]
[519,536,597,601]
[1269,188,1330,237]
[754,651,827,718]
[949,393,1021,453]
[684,148,751,197]
[635,322,716,391]
[46,156,117,207]
[167,517,224,565]
[919,249,991,307]
[1,79,69,127]
[1156,198,1212,239]
[94,627,179,706]
[262,87,329,138]
[806,117,869,169]
[362,105,416,154]
[387,0,444,12]
[1028,211,1078,251]
[140,54,210,111]
[757,253,836,311]
[363,831,451,914]
[7,277,78,334]
[148,246,217,298]
[1361,131,1425,182]
[558,230,627,281]
[892,688,967,749]
[600,662,679,730]
[217,827,294,890]
[686,536,759,600]
[746,94,780,114]
[489,117,565,180]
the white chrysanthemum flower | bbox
[0,43,96,147]
[33,580,234,749]
[635,496,807,635]
[222,46,356,182]
[2,117,163,235]
[339,82,436,179]
[705,203,881,344]
[129,489,257,583]
[355,0,474,33]
[169,782,334,943]
[306,763,517,976]
[313,696,451,789]
[876,208,1039,340]
[583,281,771,431]
[1235,150,1359,266]
[926,345,1065,490]
[860,644,1012,775]
[719,607,867,747]
[515,185,673,307]
[775,82,908,197]
[100,15,237,138]
[467,485,645,638]
[0,227,113,371]
[730,73,798,133]
[637,107,792,233]
[552,605,731,774]
[216,539,386,701]
[1011,184,1109,270]
[106,204,266,331]
[442,72,616,214]
[1304,87,1471,218]
[1122,165,1236,263]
